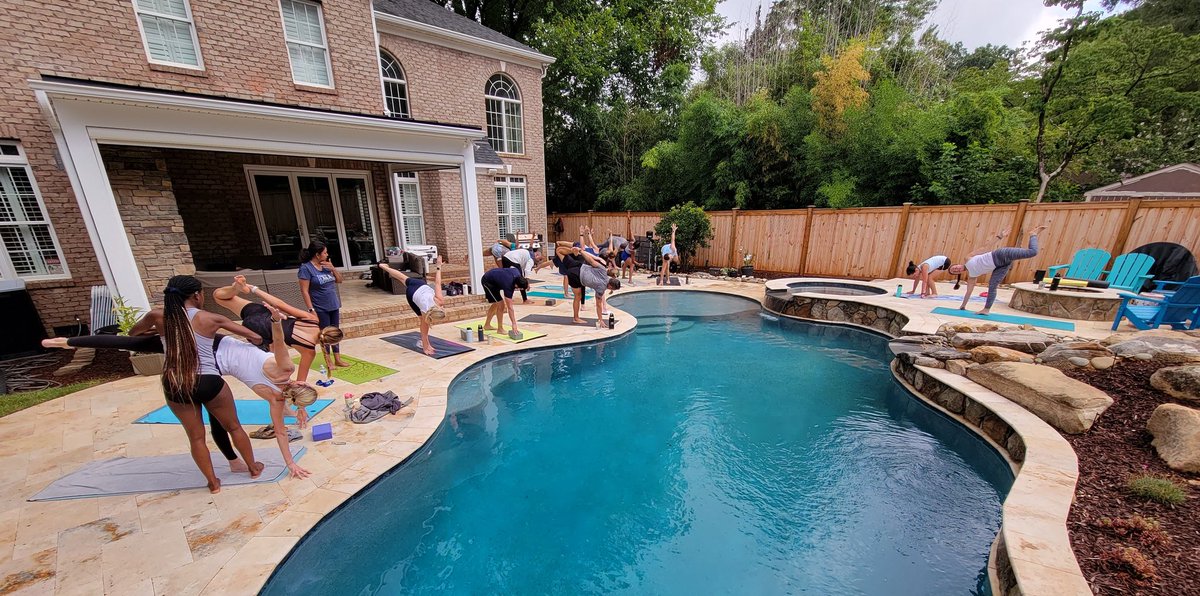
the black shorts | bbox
[163,374,226,405]
[241,303,302,350]
[501,255,519,269]
[405,277,426,315]
[482,278,507,303]
[566,267,583,289]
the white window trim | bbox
[279,0,335,88]
[0,144,71,281]
[485,75,524,156]
[379,50,411,119]
[495,175,527,238]
[243,165,380,269]
[390,171,425,247]
[131,0,205,70]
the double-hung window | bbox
[132,0,203,68]
[485,74,523,154]
[380,51,410,118]
[495,176,527,238]
[280,0,333,87]
[0,143,68,280]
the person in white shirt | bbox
[948,225,1047,315]
[905,255,951,297]
[500,248,550,303]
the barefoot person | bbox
[555,243,589,323]
[572,248,622,328]
[159,275,263,493]
[659,223,679,286]
[906,255,951,297]
[298,241,347,368]
[212,277,343,383]
[481,265,529,335]
[376,256,447,356]
[949,226,1048,315]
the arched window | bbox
[380,50,410,118]
[485,74,523,154]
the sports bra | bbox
[186,307,219,375]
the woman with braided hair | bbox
[160,275,264,493]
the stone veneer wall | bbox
[762,291,910,337]
[1008,286,1120,322]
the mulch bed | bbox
[7,348,135,391]
[1062,360,1200,595]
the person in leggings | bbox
[159,275,263,494]
[212,276,343,383]
[376,256,447,356]
[949,225,1048,315]
[572,248,622,328]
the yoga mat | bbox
[381,332,475,358]
[901,293,986,302]
[135,399,334,425]
[656,277,682,286]
[453,321,547,343]
[30,447,306,501]
[930,307,1076,331]
[528,289,592,299]
[295,353,397,384]
[520,314,597,325]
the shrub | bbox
[1098,546,1158,583]
[1094,515,1171,549]
[111,295,145,336]
[1126,475,1187,506]
[654,202,713,268]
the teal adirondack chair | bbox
[1046,248,1111,280]
[1102,253,1155,292]
[1111,276,1200,331]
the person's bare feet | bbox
[233,275,252,295]
[41,338,70,349]
[248,461,265,479]
[573,318,585,324]
[484,323,496,331]
[977,309,991,316]
[333,358,350,368]
[207,478,221,494]
[228,458,249,473]
[423,344,436,357]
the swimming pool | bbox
[264,291,1012,595]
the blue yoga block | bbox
[312,423,333,442]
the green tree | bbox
[654,202,714,268]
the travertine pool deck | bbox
[0,275,1103,594]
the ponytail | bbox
[940,259,952,271]
[905,261,917,276]
[300,241,327,263]
[161,275,203,398]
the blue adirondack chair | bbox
[1102,253,1155,292]
[1111,276,1200,331]
[1047,248,1111,281]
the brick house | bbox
[0,0,553,334]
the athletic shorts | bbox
[163,374,225,405]
[566,267,583,289]
[482,278,506,303]
[405,277,426,316]
[240,303,300,350]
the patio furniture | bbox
[1047,248,1111,281]
[1111,275,1200,331]
[369,251,430,296]
[89,285,118,333]
[1130,242,1198,293]
[1101,253,1155,293]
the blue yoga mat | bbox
[134,399,335,425]
[528,289,592,299]
[901,293,985,303]
[930,307,1076,331]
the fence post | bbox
[888,202,913,279]
[587,210,594,232]
[1008,199,1030,241]
[626,210,632,240]
[549,212,557,241]
[727,208,740,269]
[1111,198,1143,257]
[798,206,815,275]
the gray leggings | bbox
[984,235,1039,309]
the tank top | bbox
[186,307,219,375]
[214,336,277,389]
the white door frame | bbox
[388,169,425,248]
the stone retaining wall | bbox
[763,291,909,337]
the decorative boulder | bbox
[966,362,1114,434]
[946,359,972,376]
[970,345,1035,364]
[1037,341,1116,370]
[1102,330,1200,365]
[937,322,1002,337]
[1146,404,1200,473]
[927,349,974,361]
[1150,365,1200,402]
[950,331,1055,354]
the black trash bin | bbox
[0,279,47,360]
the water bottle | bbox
[608,312,615,329]
[343,392,354,420]
[319,364,327,377]
[477,324,484,341]
[895,285,903,297]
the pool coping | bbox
[761,289,1092,596]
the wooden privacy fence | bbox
[549,199,1200,282]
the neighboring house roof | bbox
[473,139,505,166]
[373,0,548,60]
[1085,163,1200,198]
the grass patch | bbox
[0,378,110,418]
[1126,475,1187,506]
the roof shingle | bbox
[373,0,542,56]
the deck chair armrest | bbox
[1154,279,1184,291]
[1046,265,1068,277]
[1117,291,1163,303]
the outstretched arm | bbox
[432,256,444,302]
[259,387,310,479]
[670,223,678,252]
[128,310,164,336]
[265,307,294,376]
[504,297,519,332]
[577,249,604,268]
[958,278,977,310]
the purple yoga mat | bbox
[380,332,475,358]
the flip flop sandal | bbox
[287,429,302,442]
[249,426,275,440]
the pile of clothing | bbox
[348,390,415,424]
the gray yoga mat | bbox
[380,332,475,358]
[520,314,597,325]
[30,446,305,501]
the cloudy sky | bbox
[716,0,1117,49]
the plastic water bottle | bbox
[608,312,616,329]
[319,364,327,377]
[895,285,903,297]
[343,392,354,420]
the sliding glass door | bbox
[247,168,381,268]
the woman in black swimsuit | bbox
[159,275,264,493]
[211,276,343,383]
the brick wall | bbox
[100,146,196,304]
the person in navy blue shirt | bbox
[481,266,529,336]
[298,241,348,368]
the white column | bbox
[460,141,484,295]
[51,102,150,310]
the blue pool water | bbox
[264,291,1012,595]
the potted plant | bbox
[739,249,755,277]
[113,296,164,376]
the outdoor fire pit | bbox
[1008,282,1124,321]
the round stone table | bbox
[1007,282,1124,322]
